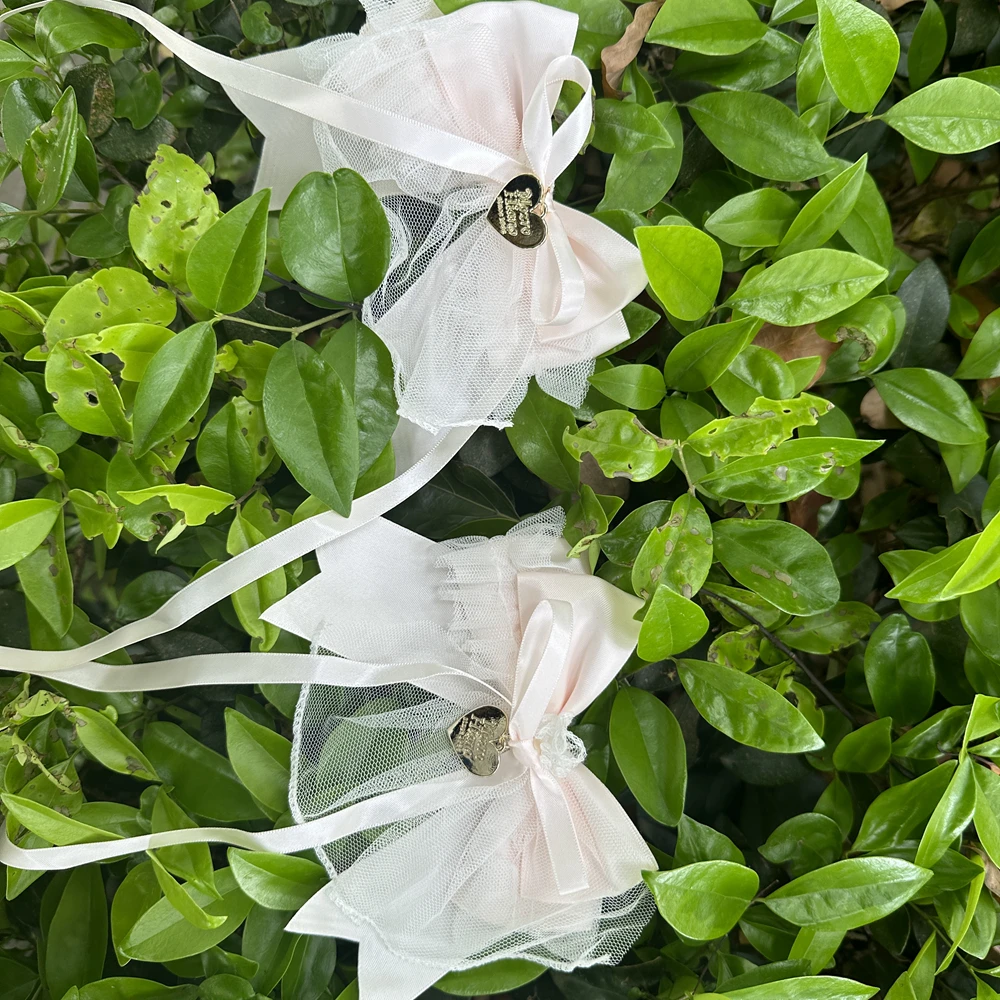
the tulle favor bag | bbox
[0,0,647,682]
[0,513,656,998]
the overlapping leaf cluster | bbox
[2,0,1000,997]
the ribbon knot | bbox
[518,712,586,779]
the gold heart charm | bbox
[448,706,510,776]
[487,174,546,249]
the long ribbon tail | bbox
[3,0,520,183]
[0,771,476,870]
[18,650,513,706]
[0,425,473,674]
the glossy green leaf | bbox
[609,687,686,825]
[872,368,986,446]
[817,0,899,113]
[678,658,825,752]
[688,91,833,182]
[280,170,390,302]
[131,322,216,456]
[262,340,358,517]
[727,250,888,325]
[763,857,932,930]
[636,224,723,321]
[644,860,759,940]
[188,190,270,314]
[713,517,840,615]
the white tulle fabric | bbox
[261,511,655,1000]
[224,0,647,429]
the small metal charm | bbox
[487,174,546,249]
[448,706,510,776]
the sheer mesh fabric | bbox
[289,511,654,970]
[288,7,606,429]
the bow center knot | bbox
[511,712,586,779]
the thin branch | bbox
[701,587,856,725]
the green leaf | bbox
[670,28,800,91]
[35,0,142,54]
[872,368,986,446]
[147,851,227,931]
[955,309,1000,378]
[705,188,800,248]
[131,322,217,457]
[864,614,935,725]
[128,146,220,292]
[853,761,956,851]
[774,155,867,259]
[262,340,359,517]
[775,602,879,654]
[226,508,286,652]
[647,0,766,55]
[713,517,840,615]
[0,497,61,571]
[152,790,217,898]
[506,380,580,491]
[563,410,674,481]
[696,437,880,504]
[609,687,686,825]
[663,317,762,391]
[120,868,253,963]
[119,485,233,527]
[678,658,825,752]
[882,78,1000,154]
[320,318,398,476]
[196,398,272,498]
[638,583,710,659]
[280,170,390,301]
[958,219,1000,290]
[592,99,674,153]
[761,813,843,877]
[688,91,833,182]
[435,961,545,996]
[725,978,877,1000]
[816,0,899,113]
[223,708,291,816]
[43,266,175,347]
[636,224,723,321]
[228,850,327,910]
[588,364,665,409]
[676,815,745,865]
[831,717,892,773]
[908,0,946,89]
[45,865,108,1000]
[73,705,160,781]
[727,249,888,325]
[915,756,976,869]
[643,861,759,940]
[143,722,263,822]
[45,345,131,439]
[188,190,271,314]
[74,324,175,382]
[631,493,713,600]
[599,103,684,213]
[763,857,932,930]
[21,87,77,214]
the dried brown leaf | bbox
[878,0,918,9]
[601,1,663,99]
[753,322,840,388]
[860,387,905,430]
[787,490,827,537]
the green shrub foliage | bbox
[3,0,1000,996]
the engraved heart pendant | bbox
[448,706,510,776]
[487,174,546,249]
